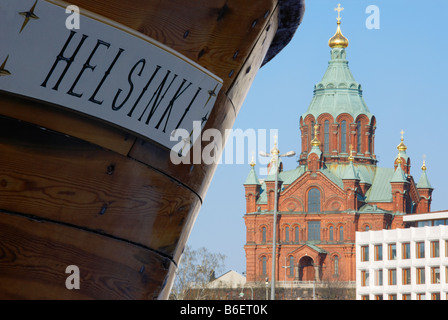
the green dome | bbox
[302,48,373,122]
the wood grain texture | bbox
[0,211,172,299]
[0,116,200,258]
[128,10,279,199]
[65,0,277,92]
[0,0,305,300]
[0,92,136,156]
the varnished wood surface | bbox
[0,210,172,299]
[0,116,200,259]
[66,0,277,92]
[0,0,305,299]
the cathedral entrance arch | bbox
[298,256,315,281]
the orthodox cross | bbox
[334,3,344,21]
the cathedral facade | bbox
[243,15,434,284]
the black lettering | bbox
[137,70,177,125]
[41,31,88,90]
[127,65,161,117]
[111,58,145,111]
[175,87,202,130]
[89,48,124,105]
[155,79,192,132]
[67,39,111,98]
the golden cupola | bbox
[328,4,349,48]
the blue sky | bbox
[186,0,448,275]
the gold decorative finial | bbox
[421,154,427,171]
[250,152,256,167]
[329,3,349,48]
[311,123,320,147]
[348,144,354,162]
[271,134,280,155]
[397,129,407,151]
[396,152,402,164]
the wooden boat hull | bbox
[0,0,304,299]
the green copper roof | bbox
[342,161,359,180]
[417,169,432,189]
[302,48,373,121]
[244,167,260,185]
[390,165,408,183]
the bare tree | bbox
[170,245,226,300]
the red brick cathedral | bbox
[243,15,434,284]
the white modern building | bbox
[356,211,448,300]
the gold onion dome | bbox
[329,21,349,48]
[329,4,349,48]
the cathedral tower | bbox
[243,5,434,285]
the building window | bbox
[402,242,410,259]
[374,245,383,261]
[361,245,369,262]
[262,227,266,243]
[416,241,425,258]
[388,294,397,300]
[446,240,448,257]
[289,256,294,277]
[388,243,397,260]
[431,292,440,300]
[262,256,267,276]
[361,270,369,286]
[388,269,397,285]
[416,293,425,300]
[375,269,383,286]
[402,294,411,300]
[285,226,289,243]
[294,226,299,243]
[416,267,425,284]
[308,221,321,241]
[374,295,383,300]
[446,266,448,283]
[324,120,329,153]
[431,267,440,284]
[329,226,334,241]
[339,226,344,241]
[308,188,321,212]
[334,256,339,276]
[402,268,411,285]
[431,240,439,258]
[341,120,347,153]
[310,121,315,140]
[357,121,361,153]
[361,295,369,300]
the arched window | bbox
[262,227,266,243]
[357,121,361,153]
[289,256,294,277]
[308,188,321,212]
[341,120,347,153]
[310,121,315,139]
[285,226,289,242]
[334,256,339,276]
[262,256,267,275]
[324,120,329,153]
[339,226,344,241]
[329,226,334,241]
[295,226,299,243]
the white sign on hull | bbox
[0,0,222,155]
